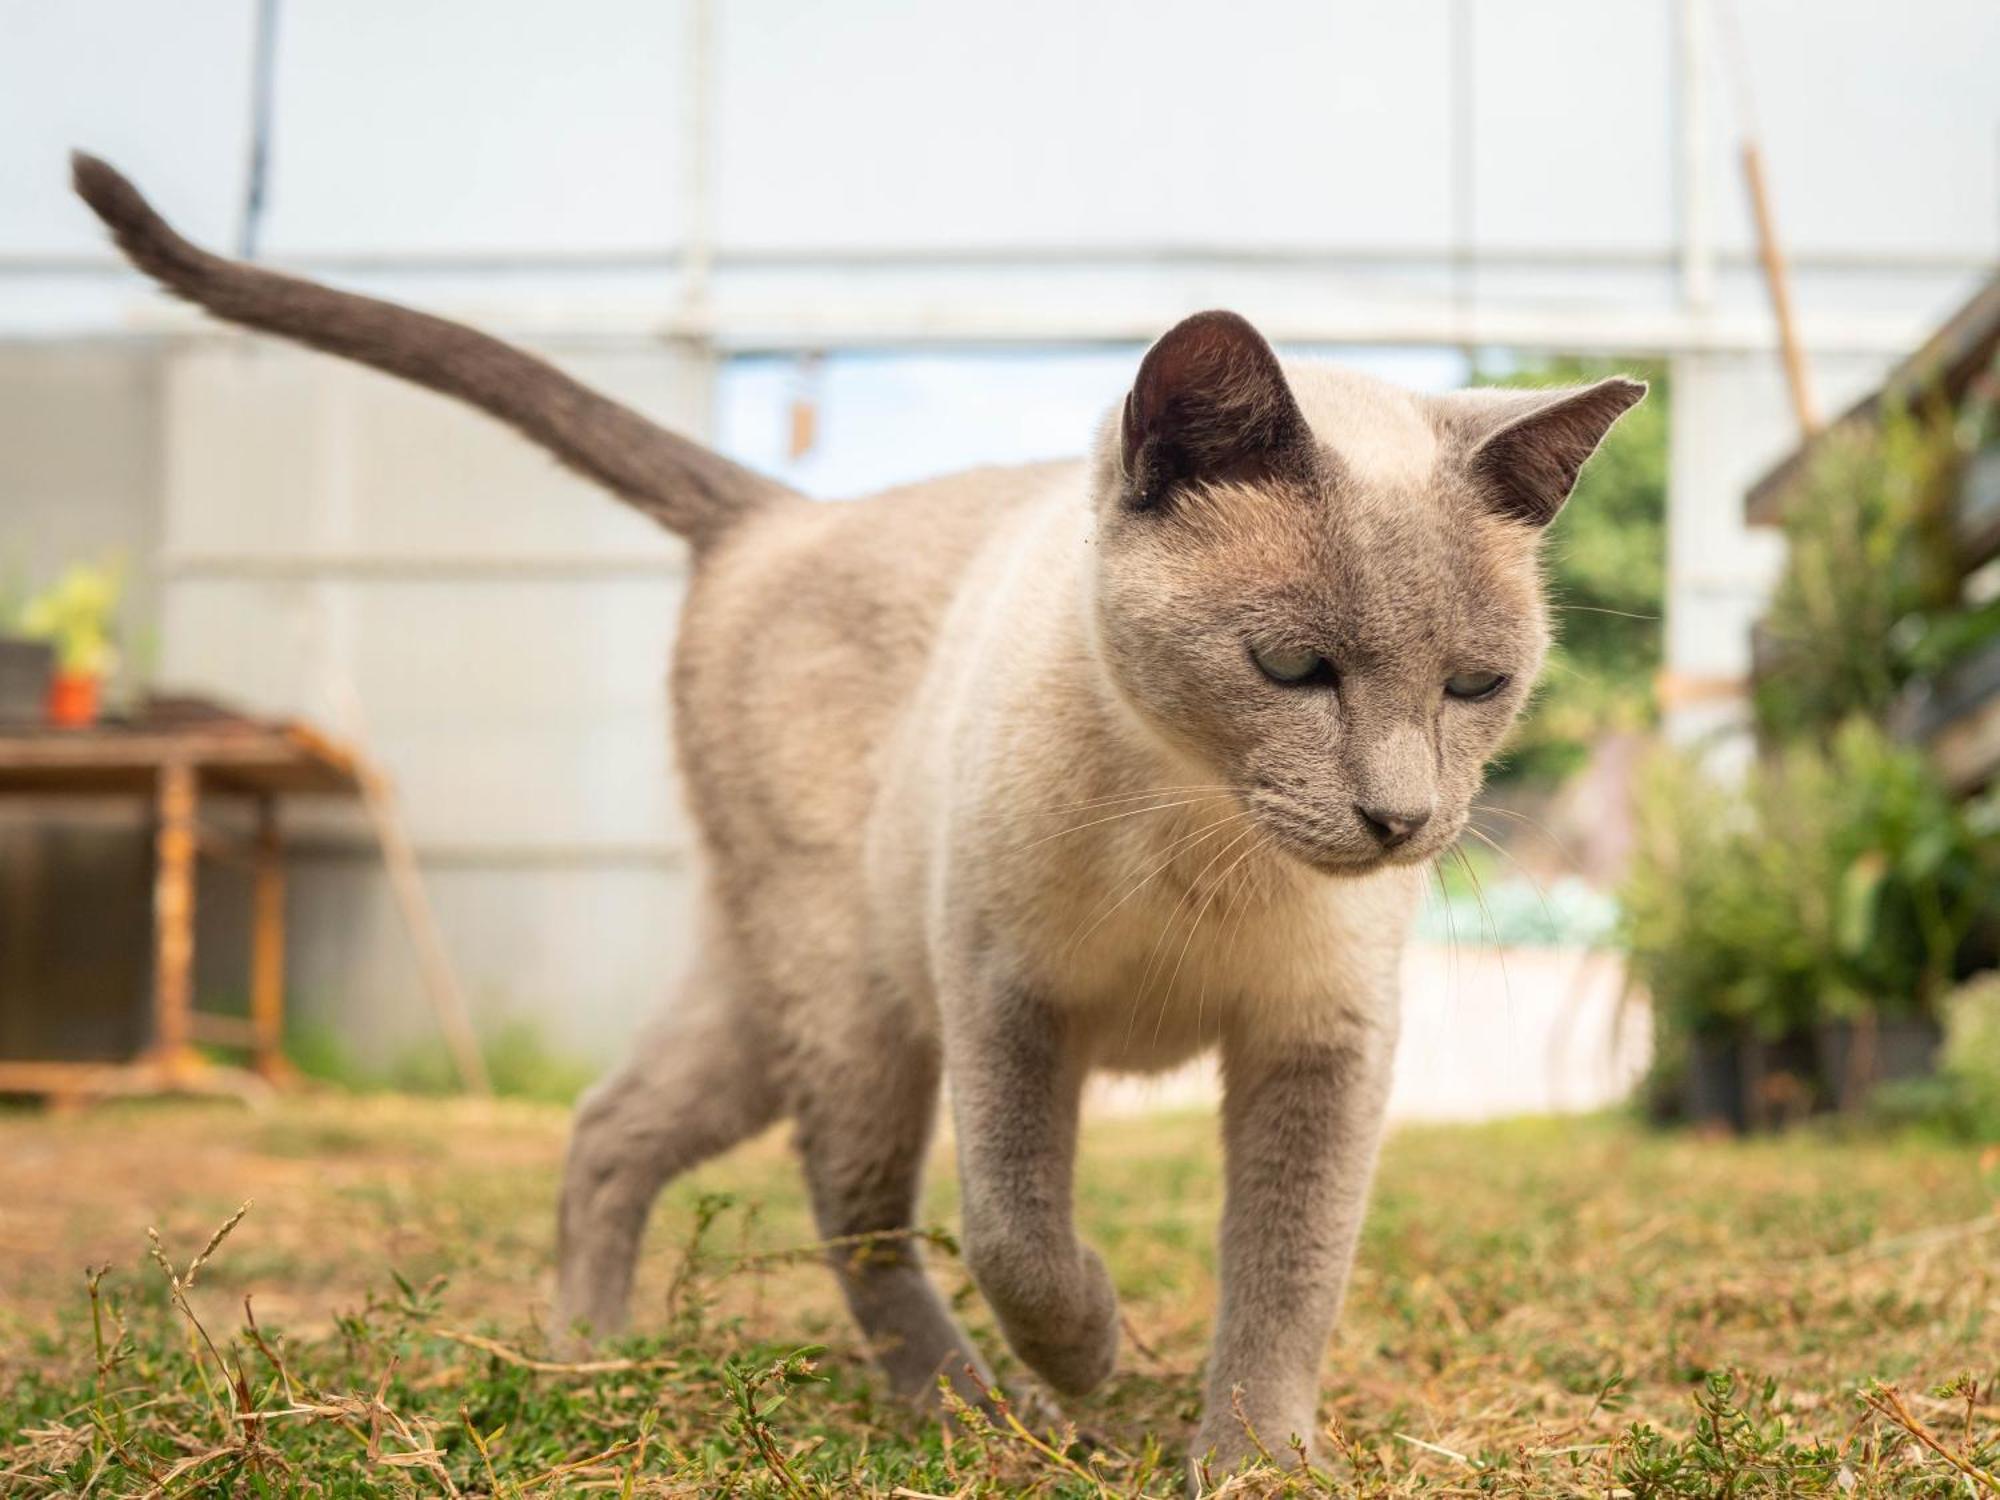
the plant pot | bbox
[0,638,54,724]
[1814,1016,1943,1112]
[1683,1032,1747,1134]
[45,669,102,728]
[1740,1031,1819,1131]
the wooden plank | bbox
[250,796,291,1081]
[0,723,363,796]
[0,1056,273,1103]
[189,1012,260,1048]
[150,761,199,1082]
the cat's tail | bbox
[70,152,792,546]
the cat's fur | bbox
[74,153,1642,1472]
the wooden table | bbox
[0,716,366,1102]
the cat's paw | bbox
[997,1245,1119,1396]
[1187,1408,1320,1492]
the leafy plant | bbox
[1754,410,1962,743]
[1478,357,1669,784]
[1620,723,1999,1055]
[1873,970,2000,1139]
[16,559,124,677]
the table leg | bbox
[151,760,198,1082]
[250,795,290,1081]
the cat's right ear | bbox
[1119,311,1311,512]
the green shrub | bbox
[1479,358,1669,784]
[1872,971,2000,1139]
[1620,722,1999,1055]
[1754,412,1961,743]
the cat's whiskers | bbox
[1470,802,1582,870]
[1430,856,1464,1015]
[1134,821,1262,1053]
[1034,784,1243,815]
[1458,822,1561,942]
[1113,813,1259,1052]
[1061,809,1252,961]
[1448,842,1515,1015]
[1181,829,1271,1052]
[1552,603,1660,621]
[1014,792,1238,853]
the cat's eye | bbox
[1445,670,1507,701]
[1251,642,1335,687]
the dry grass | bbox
[0,1094,1995,1495]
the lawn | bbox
[0,1095,1994,1496]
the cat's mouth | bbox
[1248,786,1457,876]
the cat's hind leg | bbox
[792,996,993,1406]
[554,952,778,1339]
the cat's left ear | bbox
[1459,378,1647,526]
[1119,310,1313,512]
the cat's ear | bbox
[1120,310,1312,512]
[1460,378,1647,526]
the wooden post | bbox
[1741,141,1821,439]
[357,763,492,1096]
[250,794,289,1080]
[151,760,199,1082]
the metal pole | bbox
[1448,0,1476,356]
[238,0,282,261]
[1676,0,1715,318]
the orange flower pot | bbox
[46,670,101,728]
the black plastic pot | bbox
[0,637,53,724]
[1815,1016,1943,1111]
[1683,1031,1747,1133]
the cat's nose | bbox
[1356,803,1431,848]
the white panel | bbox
[1704,0,2000,258]
[715,0,1455,250]
[162,342,694,559]
[0,0,252,254]
[1472,0,1677,250]
[263,0,688,254]
[159,576,686,849]
[275,861,697,1064]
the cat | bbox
[73,152,1642,1475]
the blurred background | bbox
[1,0,1995,1134]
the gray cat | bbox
[74,153,1642,1475]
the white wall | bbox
[153,338,705,1060]
[2,0,1996,1081]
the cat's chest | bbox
[1020,847,1417,1070]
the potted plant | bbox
[1812,723,1994,1108]
[18,561,123,728]
[1619,727,1996,1131]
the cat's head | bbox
[1089,310,1643,875]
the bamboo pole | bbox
[1741,139,1821,439]
[356,761,492,1096]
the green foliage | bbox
[15,559,124,676]
[1873,971,2000,1140]
[287,1017,599,1105]
[1754,411,1961,743]
[1620,722,2000,1048]
[4,1105,1996,1496]
[1479,357,1669,784]
[1617,1372,1843,1497]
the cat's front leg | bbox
[1193,1008,1397,1477]
[946,984,1119,1396]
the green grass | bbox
[0,1097,1995,1495]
